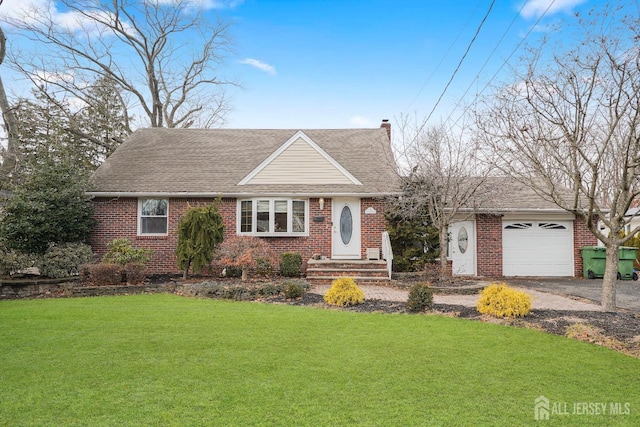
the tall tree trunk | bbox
[602,244,619,312]
[182,260,191,280]
[439,224,449,281]
[0,28,18,188]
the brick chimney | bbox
[380,119,391,140]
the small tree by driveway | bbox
[394,120,494,280]
[475,4,640,311]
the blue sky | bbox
[220,0,597,129]
[0,0,624,131]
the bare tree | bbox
[2,0,234,133]
[475,5,640,311]
[394,117,494,280]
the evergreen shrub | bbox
[223,265,243,277]
[102,238,151,266]
[406,282,433,312]
[280,252,303,277]
[176,203,224,278]
[37,242,95,279]
[0,244,33,278]
[282,280,306,299]
[324,277,365,307]
[476,283,532,318]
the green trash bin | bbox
[581,246,606,279]
[618,246,637,281]
[581,246,638,280]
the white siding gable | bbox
[238,131,362,185]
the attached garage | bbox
[502,220,574,276]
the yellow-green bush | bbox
[324,277,365,307]
[476,283,531,318]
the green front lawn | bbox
[0,295,638,426]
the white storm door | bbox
[449,221,476,275]
[332,198,361,259]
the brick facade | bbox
[89,196,389,274]
[573,215,598,277]
[476,214,503,277]
[471,213,597,278]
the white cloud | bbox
[155,0,245,10]
[239,58,276,76]
[0,0,232,33]
[0,0,52,22]
[520,0,586,19]
[31,69,76,85]
[0,0,122,35]
[348,115,376,128]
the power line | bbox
[415,0,496,135]
[444,0,558,133]
[441,0,528,130]
[404,0,484,112]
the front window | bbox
[139,199,168,235]
[257,200,270,233]
[237,199,308,236]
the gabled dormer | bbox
[238,131,362,186]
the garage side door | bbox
[502,221,574,276]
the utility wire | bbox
[445,0,558,132]
[414,0,496,137]
[442,0,528,130]
[404,0,484,112]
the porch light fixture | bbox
[319,197,325,210]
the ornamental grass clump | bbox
[407,283,433,313]
[324,277,364,307]
[476,283,532,318]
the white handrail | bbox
[381,231,393,279]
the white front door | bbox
[332,198,361,259]
[449,220,476,275]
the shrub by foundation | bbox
[280,252,303,277]
[124,263,146,284]
[0,244,33,278]
[102,238,151,266]
[477,283,531,318]
[407,283,433,313]
[223,265,243,278]
[37,242,95,279]
[89,263,122,286]
[324,277,364,307]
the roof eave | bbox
[86,191,401,198]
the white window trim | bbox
[237,198,309,237]
[138,198,169,236]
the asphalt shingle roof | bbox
[472,177,585,212]
[90,128,401,196]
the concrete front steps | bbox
[306,259,391,286]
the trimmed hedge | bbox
[280,252,303,277]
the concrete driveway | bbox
[502,277,640,311]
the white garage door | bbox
[502,221,574,276]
